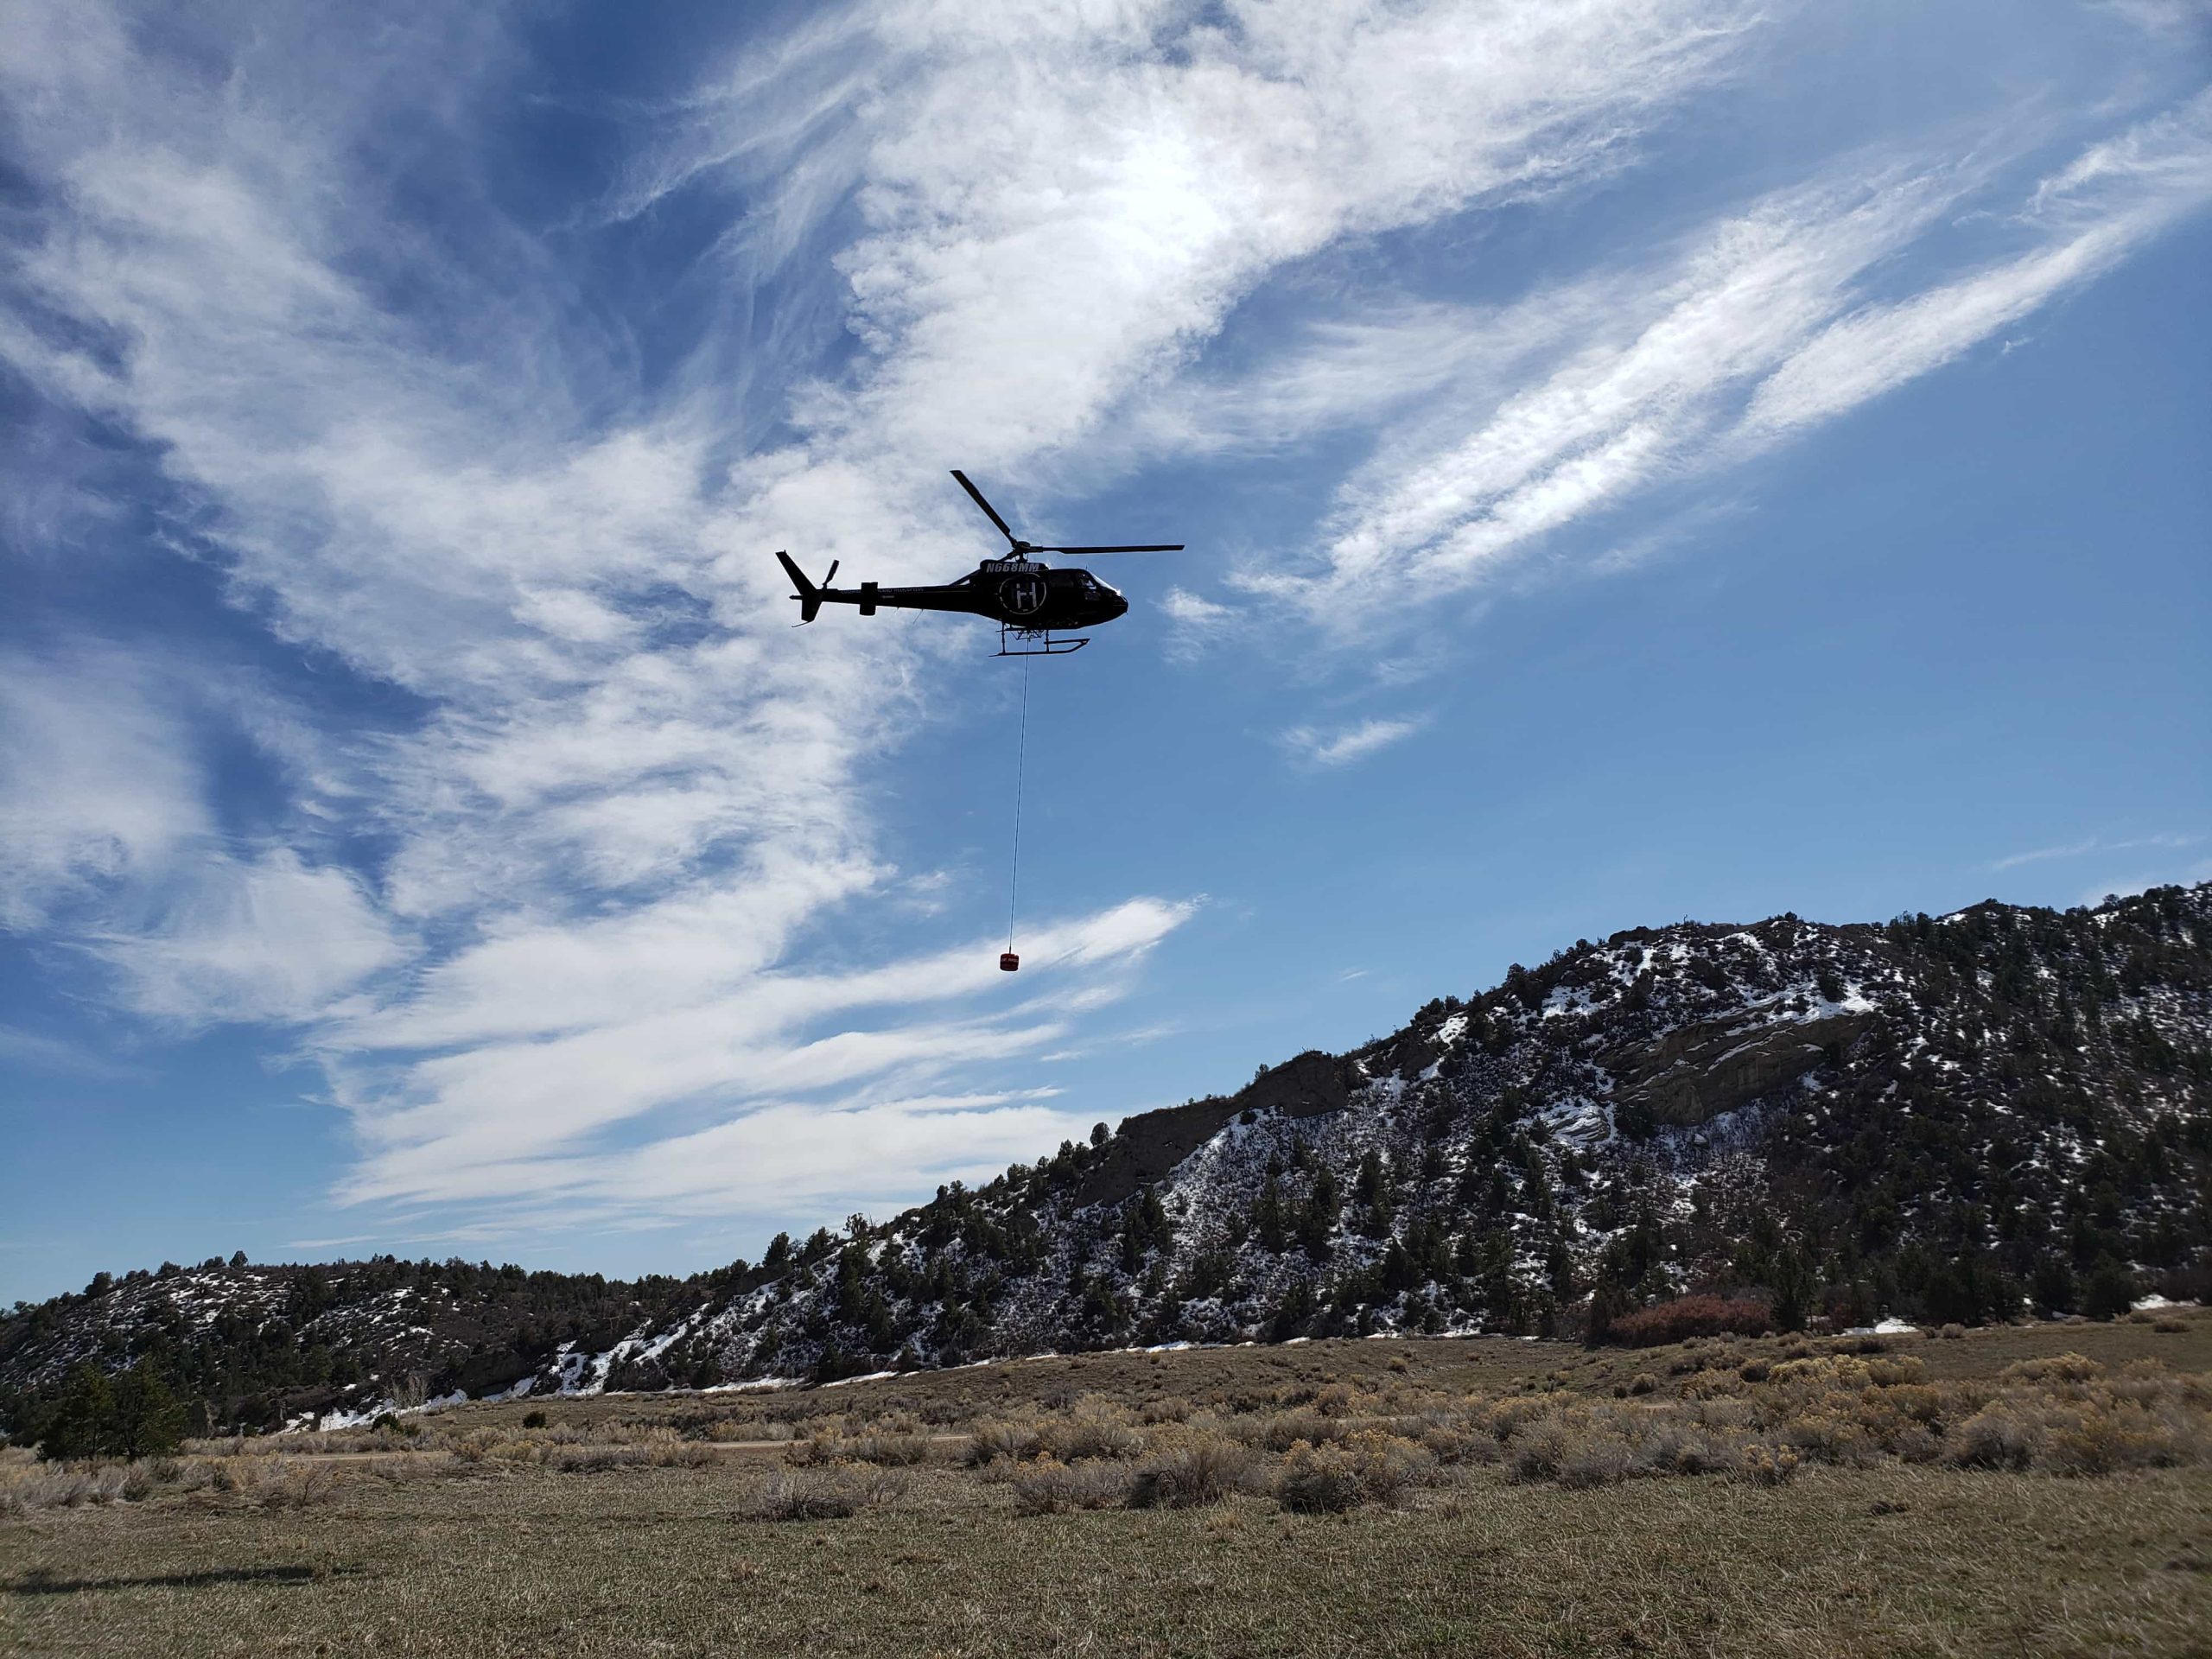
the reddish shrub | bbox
[1607,1296,1772,1348]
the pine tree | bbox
[2082,1257,2136,1321]
[1254,1173,1287,1253]
[38,1364,114,1460]
[109,1362,188,1459]
[1770,1246,1813,1333]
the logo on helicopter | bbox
[997,573,1048,615]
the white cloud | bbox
[0,1026,150,1081]
[1993,832,2198,872]
[1233,94,2212,632]
[673,0,1761,474]
[1282,716,1425,767]
[95,849,406,1025]
[0,652,211,929]
[1159,586,1235,660]
[1743,99,2212,435]
[330,897,1193,1208]
[587,1096,1086,1216]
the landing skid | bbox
[996,625,1088,657]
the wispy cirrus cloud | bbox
[0,1027,151,1083]
[0,649,211,931]
[1223,91,2212,634]
[329,899,1193,1211]
[92,849,407,1027]
[1993,832,2200,872]
[1282,716,1427,768]
[1159,587,1236,661]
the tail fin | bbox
[775,550,823,623]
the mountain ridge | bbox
[5,883,2207,1435]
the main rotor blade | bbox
[1030,543,1185,554]
[950,469,1017,545]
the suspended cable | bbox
[1002,660,1030,970]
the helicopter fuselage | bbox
[810,557,1128,632]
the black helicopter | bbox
[775,470,1184,655]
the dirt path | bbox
[270,1432,972,1464]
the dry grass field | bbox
[5,1312,2209,1658]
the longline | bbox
[1007,660,1030,954]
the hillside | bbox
[4,883,2208,1433]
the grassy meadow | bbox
[4,1312,2209,1657]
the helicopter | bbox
[774,470,1185,656]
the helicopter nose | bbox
[1108,588,1128,618]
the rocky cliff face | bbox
[6,886,2208,1429]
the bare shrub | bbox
[649,1440,718,1469]
[1009,1458,1133,1515]
[1414,1418,1484,1465]
[1243,1408,1343,1453]
[1480,1395,1556,1447]
[1893,1425,1943,1465]
[747,1466,903,1522]
[1999,1353,2101,1385]
[1640,1426,1740,1478]
[0,1463,133,1514]
[1505,1417,1575,1484]
[1951,1405,2033,1471]
[965,1419,1043,1466]
[209,1459,260,1496]
[1966,1390,2207,1476]
[1735,1444,1801,1486]
[1128,1437,1261,1509]
[842,1433,934,1467]
[1274,1442,1365,1513]
[1036,1403,1144,1463]
[1557,1433,1637,1489]
[368,1452,455,1484]
[1312,1382,1363,1417]
[1274,1432,1434,1512]
[1777,1404,1875,1468]
[1885,1384,1947,1425]
[784,1434,839,1466]
[259,1461,337,1510]
[1626,1373,1659,1396]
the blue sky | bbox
[2,0,2207,1306]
